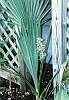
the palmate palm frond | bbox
[0,0,51,95]
[18,18,40,92]
[0,0,51,26]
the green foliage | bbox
[55,88,69,100]
[62,67,69,82]
[0,0,69,100]
[0,87,6,92]
[0,0,52,99]
[54,60,69,100]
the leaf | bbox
[0,58,6,64]
[59,60,69,83]
[0,0,51,95]
[55,88,69,100]
[0,40,5,45]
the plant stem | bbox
[36,95,39,100]
[38,61,43,95]
[36,95,42,100]
[39,61,43,82]
[36,60,44,100]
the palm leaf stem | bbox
[38,61,44,96]
[46,84,59,99]
[40,69,60,99]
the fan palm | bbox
[0,0,51,99]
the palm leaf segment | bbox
[0,0,51,93]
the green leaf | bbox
[0,40,5,45]
[55,88,69,100]
[0,58,6,64]
[0,0,51,95]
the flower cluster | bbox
[36,37,46,61]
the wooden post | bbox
[52,0,63,97]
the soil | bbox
[22,95,35,100]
